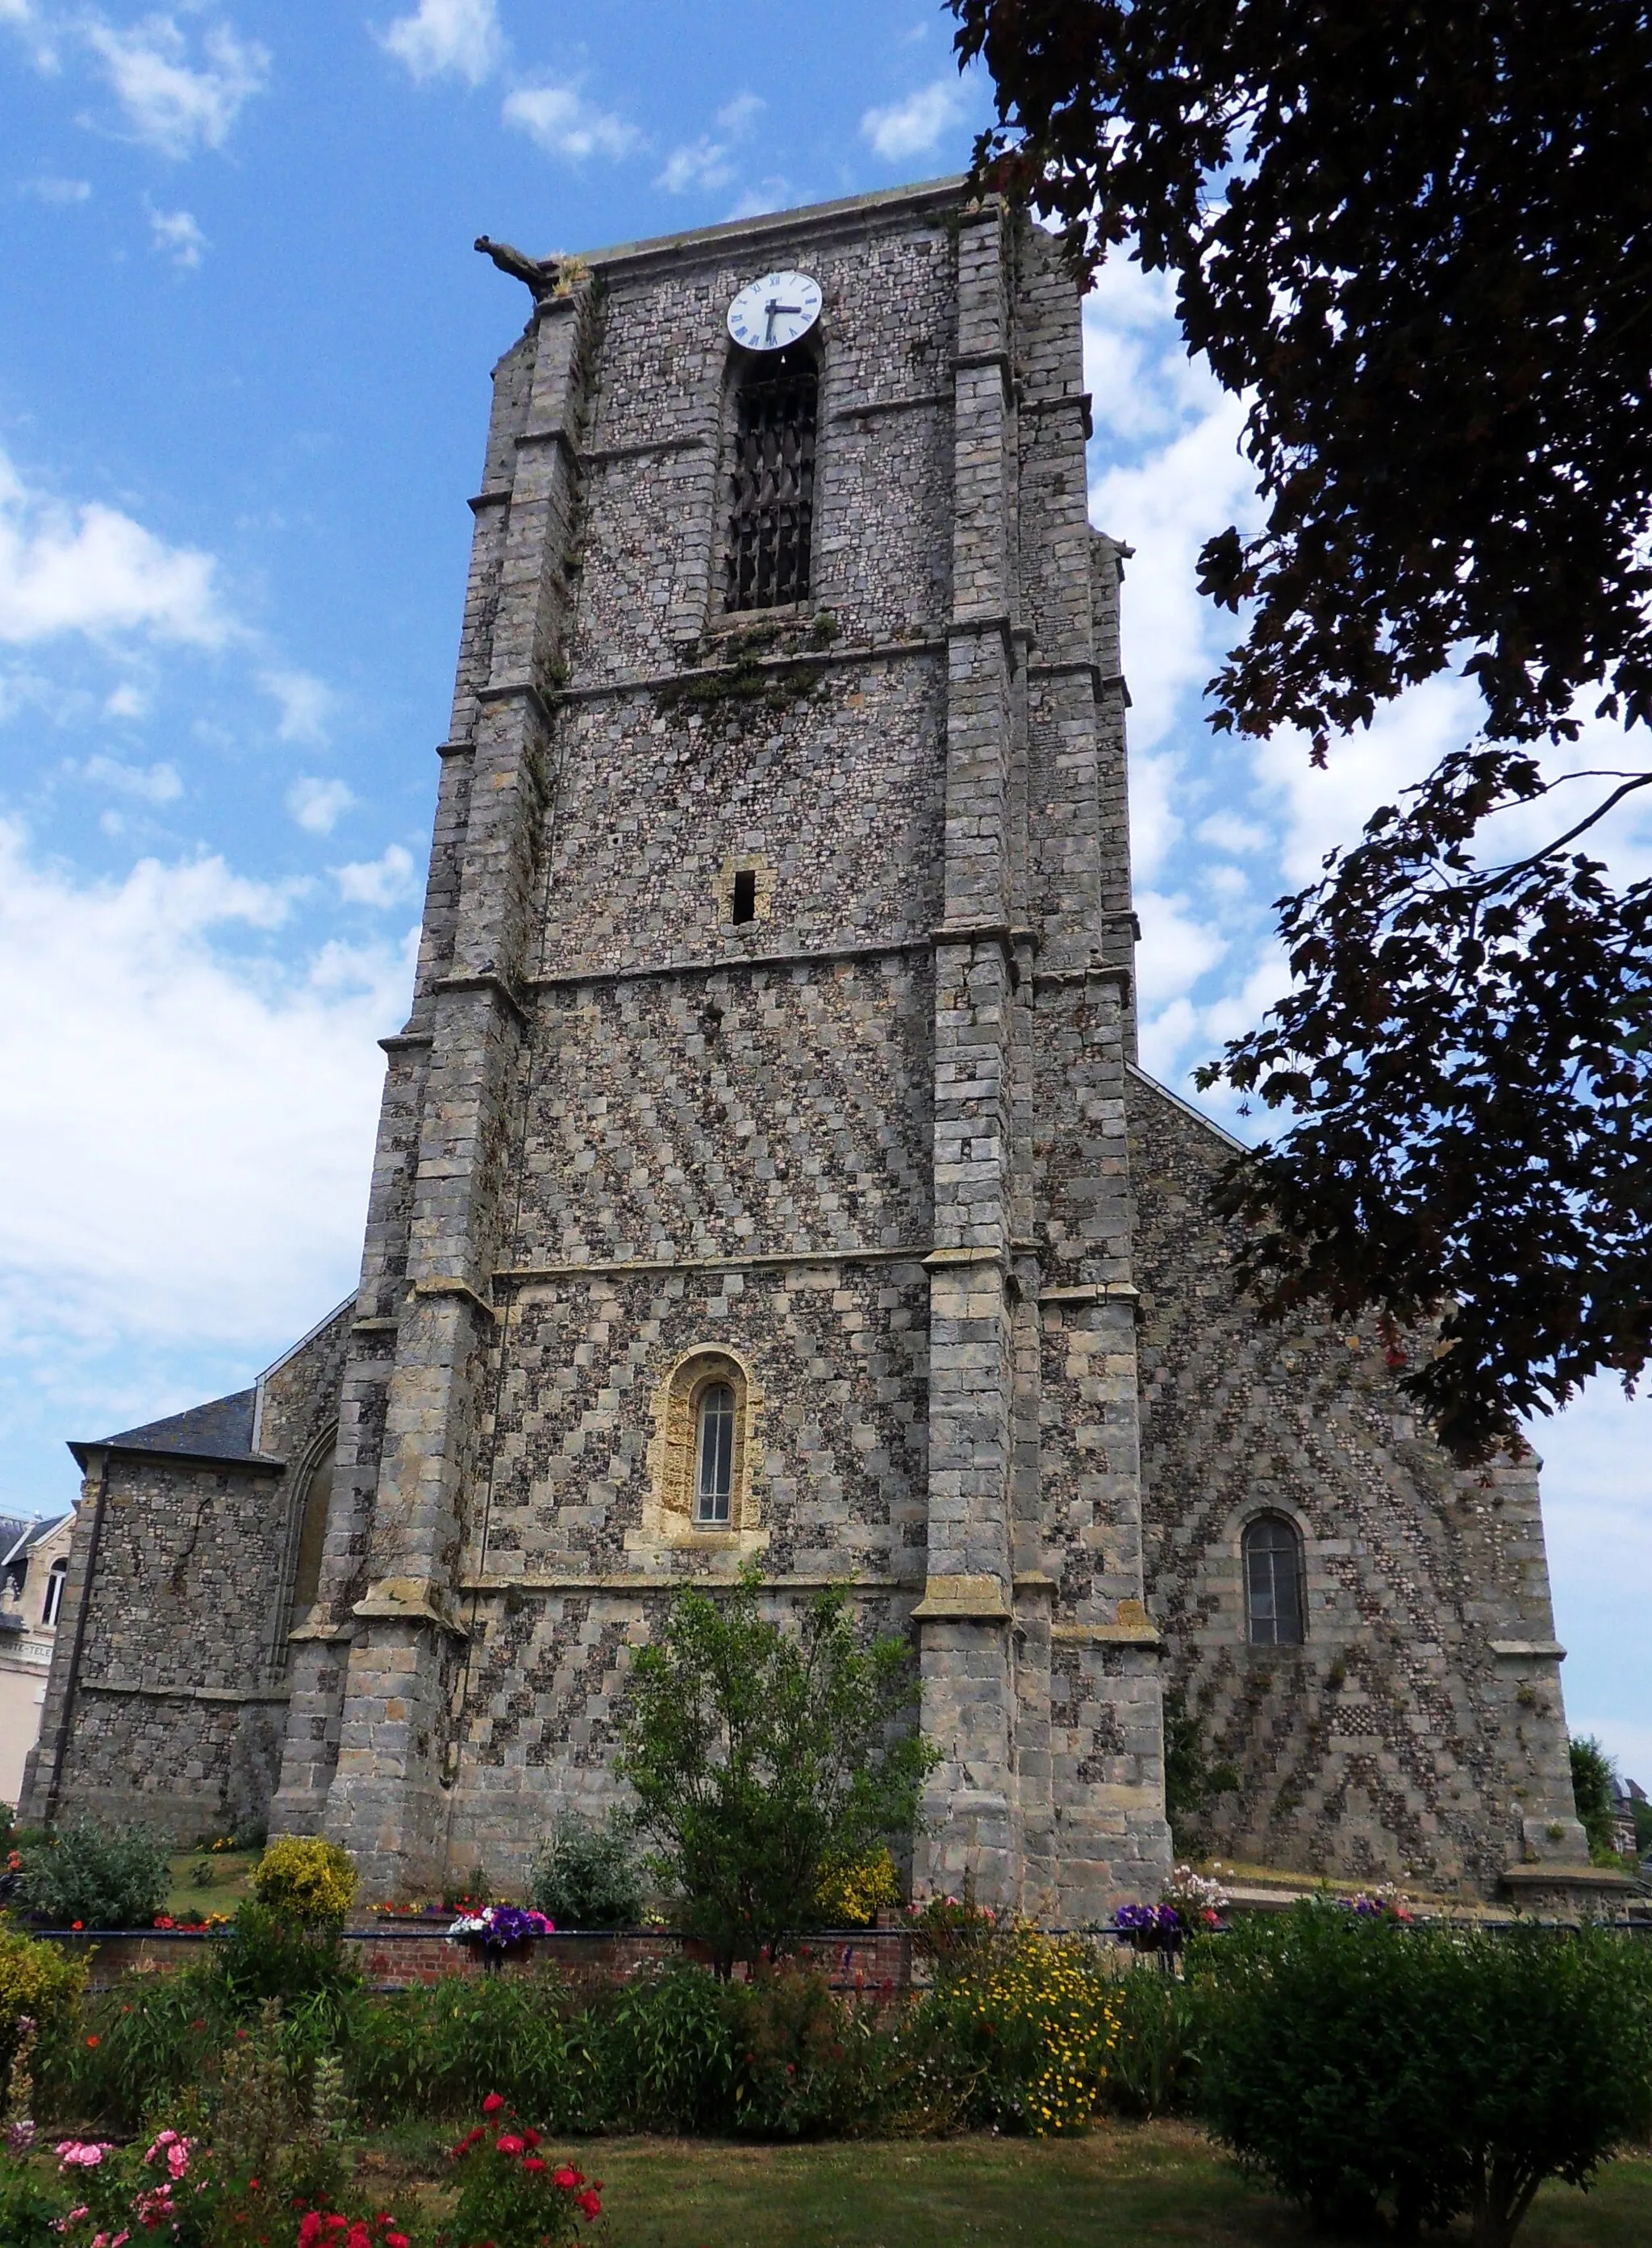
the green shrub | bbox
[1106,1963,1200,2118]
[221,1900,361,2028]
[528,1814,643,1930]
[598,1962,742,2133]
[19,1817,169,1929]
[1570,1735,1622,1863]
[726,1966,899,2139]
[37,1961,226,2129]
[348,1972,597,2130]
[252,1836,358,1923]
[1196,1905,1652,2246]
[0,1925,88,2080]
[442,2097,602,2246]
[911,1925,1120,2135]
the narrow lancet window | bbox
[725,348,816,611]
[732,868,757,924]
[1244,1514,1306,1645]
[695,1383,736,1524]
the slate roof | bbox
[69,1387,277,1470]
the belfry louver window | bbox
[725,350,816,611]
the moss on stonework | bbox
[657,627,824,727]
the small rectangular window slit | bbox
[731,869,757,924]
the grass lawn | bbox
[356,2121,1652,2246]
[160,1848,258,1918]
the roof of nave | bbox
[69,1387,279,1473]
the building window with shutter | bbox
[725,347,817,611]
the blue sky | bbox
[1,0,1647,1784]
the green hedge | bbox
[1194,1905,1652,2248]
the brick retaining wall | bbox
[39,1922,915,1993]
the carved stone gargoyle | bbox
[474,235,563,301]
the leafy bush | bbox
[814,1846,899,1926]
[19,1817,169,1930]
[725,1965,899,2139]
[0,1927,87,2079]
[348,1971,597,2131]
[1570,1735,1622,1862]
[528,1814,643,1930]
[441,2095,603,2247]
[1196,1905,1652,2246]
[252,1835,358,1923]
[37,1962,226,2130]
[913,1925,1120,2135]
[599,1961,741,2133]
[1105,1965,1199,2118]
[220,1900,361,2026]
[618,1566,935,1972]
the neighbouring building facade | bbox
[23,181,1609,1917]
[0,1510,76,1808]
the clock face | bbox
[727,269,822,353]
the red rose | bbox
[522,2157,546,2174]
[553,2167,578,2189]
[482,2092,505,2114]
[522,2127,541,2149]
[495,2134,525,2156]
[576,2189,602,2218]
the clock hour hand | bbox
[764,298,803,340]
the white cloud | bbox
[1134,888,1228,1012]
[103,681,148,719]
[0,0,58,70]
[0,448,228,648]
[1091,390,1254,753]
[0,818,403,1363]
[20,176,91,204]
[502,81,638,162]
[657,138,733,195]
[657,91,764,195]
[861,77,965,162]
[1197,811,1270,855]
[287,775,355,835]
[148,202,206,269]
[334,842,418,907]
[378,0,502,86]
[260,666,333,744]
[716,92,763,136]
[84,14,270,158]
[77,753,182,803]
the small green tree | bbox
[616,1566,934,1974]
[1570,1735,1621,1863]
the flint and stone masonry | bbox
[25,181,1607,1915]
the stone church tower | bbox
[26,181,1609,1918]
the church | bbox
[23,178,1604,1919]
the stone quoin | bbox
[23,180,1604,1916]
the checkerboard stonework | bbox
[22,181,1612,1922]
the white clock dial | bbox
[726,269,822,353]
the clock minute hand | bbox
[763,298,803,340]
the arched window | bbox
[725,345,817,611]
[291,1443,336,1616]
[695,1383,736,1524]
[1243,1514,1305,1645]
[40,1558,67,1629]
[645,1347,763,1548]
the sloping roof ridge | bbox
[1125,1060,1249,1156]
[85,1386,261,1466]
[250,1293,357,1453]
[255,1294,359,1391]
